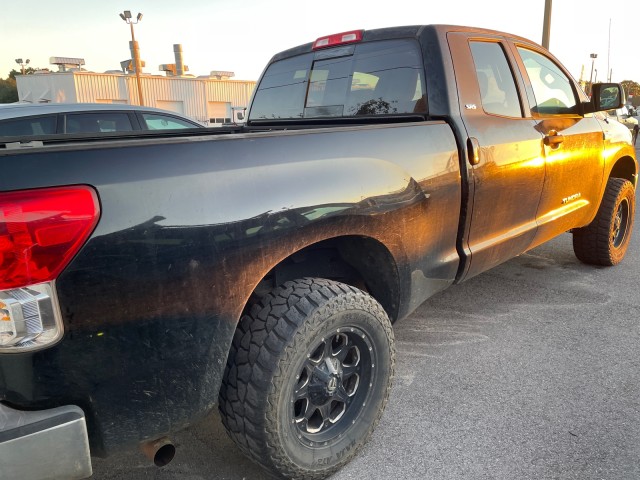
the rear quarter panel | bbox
[0,121,461,454]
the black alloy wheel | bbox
[292,327,373,445]
[611,197,630,248]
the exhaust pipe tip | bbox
[141,436,175,467]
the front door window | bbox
[517,48,578,116]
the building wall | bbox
[206,80,255,108]
[73,74,130,104]
[206,80,255,125]
[139,76,209,123]
[16,72,256,125]
[17,73,78,103]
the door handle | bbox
[467,137,480,166]
[544,130,564,147]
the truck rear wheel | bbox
[219,278,395,479]
[573,177,635,266]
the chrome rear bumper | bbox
[0,403,92,480]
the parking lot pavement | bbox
[93,187,640,480]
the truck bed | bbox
[0,121,461,454]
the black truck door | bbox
[448,32,545,280]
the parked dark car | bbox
[0,103,204,136]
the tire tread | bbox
[573,177,635,266]
[219,278,394,479]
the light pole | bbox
[14,58,30,75]
[588,53,597,96]
[119,10,144,106]
[541,0,552,49]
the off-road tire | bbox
[219,278,395,479]
[573,177,635,265]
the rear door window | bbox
[469,41,522,118]
[249,39,426,121]
[65,113,134,133]
[0,115,57,136]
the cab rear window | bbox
[249,39,426,121]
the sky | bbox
[2,0,639,86]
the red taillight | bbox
[0,186,100,290]
[312,30,363,50]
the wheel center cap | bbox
[323,357,342,393]
[326,375,338,393]
[308,358,343,405]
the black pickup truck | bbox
[0,24,637,480]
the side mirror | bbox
[591,83,624,112]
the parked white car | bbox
[606,106,639,144]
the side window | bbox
[250,54,312,120]
[141,113,199,129]
[470,41,522,118]
[0,116,56,136]
[517,47,578,115]
[66,113,133,133]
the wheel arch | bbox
[245,235,402,323]
[609,154,638,187]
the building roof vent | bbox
[49,57,85,72]
[210,70,235,80]
[120,59,146,73]
[160,44,189,76]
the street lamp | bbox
[14,58,30,75]
[119,10,144,106]
[541,0,552,49]
[588,53,597,96]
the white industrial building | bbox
[16,72,256,126]
[15,48,257,126]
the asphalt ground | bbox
[93,149,640,480]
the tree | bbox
[8,67,37,80]
[348,98,397,115]
[0,77,18,103]
[620,80,640,105]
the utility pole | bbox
[542,0,552,49]
[607,19,611,82]
[119,10,144,106]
